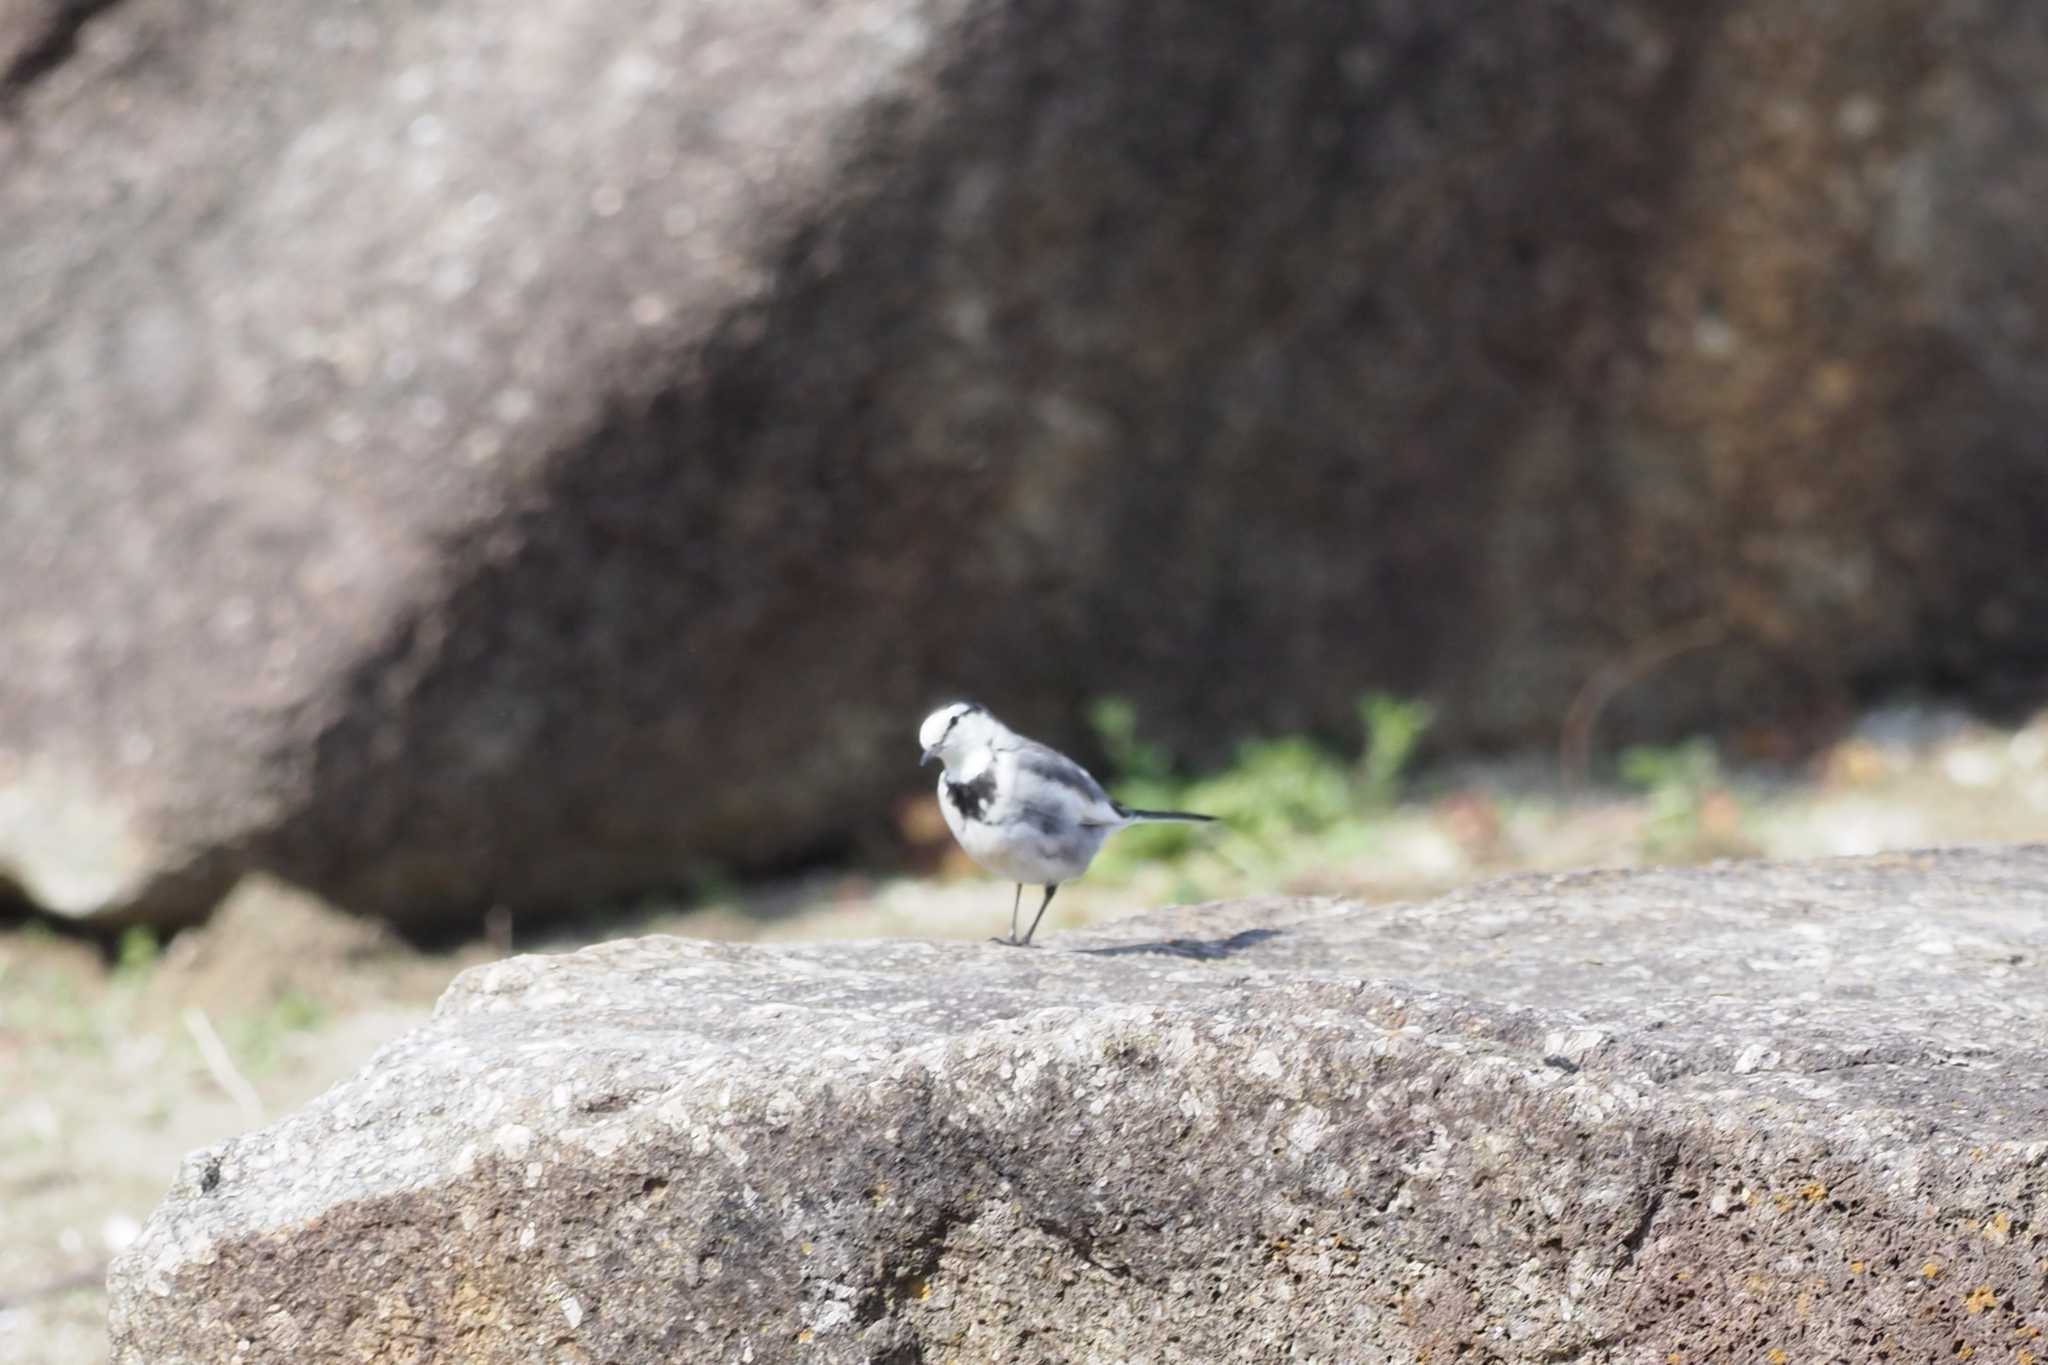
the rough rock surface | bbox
[110,847,2048,1362]
[6,0,2048,926]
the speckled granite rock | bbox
[109,847,2048,1362]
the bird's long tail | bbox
[1115,804,1217,824]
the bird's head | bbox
[919,701,995,769]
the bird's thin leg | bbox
[1020,884,1059,946]
[1010,884,1023,944]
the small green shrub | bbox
[1082,692,1433,877]
[1617,737,1745,856]
[231,989,329,1074]
[1359,693,1435,804]
[1617,737,1720,796]
[115,925,160,978]
[1086,697,1175,785]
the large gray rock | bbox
[8,0,2048,925]
[109,847,2048,1362]
[3,0,965,922]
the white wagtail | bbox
[919,702,1217,946]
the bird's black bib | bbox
[944,770,998,822]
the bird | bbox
[918,702,1217,947]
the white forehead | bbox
[919,703,978,748]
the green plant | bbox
[1618,737,1719,801]
[1086,697,1175,785]
[1618,737,1740,855]
[1081,692,1436,879]
[1178,737,1355,840]
[231,989,329,1074]
[1358,692,1435,803]
[114,925,160,979]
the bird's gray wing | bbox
[1005,740,1126,828]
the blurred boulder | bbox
[0,1,100,91]
[3,0,2047,925]
[108,847,2048,1361]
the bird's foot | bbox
[988,935,1037,949]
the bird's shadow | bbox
[1075,927,1282,960]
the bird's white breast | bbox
[936,751,1104,885]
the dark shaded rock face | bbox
[6,0,2048,924]
[109,848,2048,1361]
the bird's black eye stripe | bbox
[937,703,986,747]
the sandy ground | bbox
[4,705,2046,1362]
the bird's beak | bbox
[920,747,938,766]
